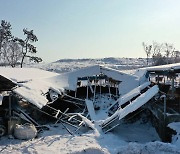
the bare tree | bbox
[2,40,22,67]
[164,43,174,64]
[0,20,12,63]
[151,42,166,66]
[152,52,166,66]
[172,50,180,63]
[142,42,152,65]
[143,41,180,66]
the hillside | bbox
[30,57,148,73]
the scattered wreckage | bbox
[0,64,179,140]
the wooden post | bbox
[100,79,101,98]
[163,95,167,141]
[75,90,77,98]
[163,95,167,121]
[157,74,160,84]
[116,83,118,96]
[171,75,175,98]
[86,79,89,99]
[93,77,97,102]
[162,94,167,141]
[8,94,12,135]
[108,78,111,99]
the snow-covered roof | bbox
[141,63,180,72]
[45,65,101,91]
[0,67,58,83]
[45,65,138,92]
[13,79,55,108]
[0,65,141,109]
[0,68,59,108]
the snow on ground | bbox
[168,122,180,147]
[0,121,179,154]
[114,120,160,143]
[116,142,180,154]
[0,123,114,154]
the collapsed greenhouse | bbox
[0,64,179,141]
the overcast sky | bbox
[0,0,180,62]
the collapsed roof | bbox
[0,65,146,109]
[0,65,162,134]
[44,65,141,94]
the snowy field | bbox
[0,58,180,154]
[28,57,148,73]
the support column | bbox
[8,94,12,135]
[86,80,89,99]
[93,77,97,102]
[163,95,167,121]
[108,78,111,99]
[100,79,101,98]
[171,75,175,98]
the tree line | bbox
[143,41,180,66]
[0,20,42,68]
